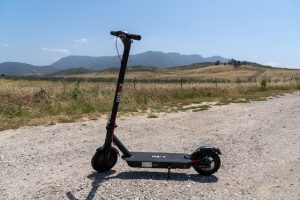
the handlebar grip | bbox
[110,31,141,40]
[110,31,120,37]
[127,33,141,40]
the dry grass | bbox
[59,64,300,83]
[0,78,299,131]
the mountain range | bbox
[0,51,229,76]
[0,62,58,76]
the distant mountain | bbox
[50,56,104,70]
[49,67,94,76]
[51,51,229,70]
[0,62,57,76]
[0,51,230,76]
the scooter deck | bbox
[123,152,192,169]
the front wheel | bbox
[192,152,221,176]
[91,147,118,173]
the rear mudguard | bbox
[191,146,221,160]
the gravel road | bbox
[0,92,299,200]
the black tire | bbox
[91,147,118,173]
[192,152,221,176]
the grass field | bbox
[59,64,300,83]
[0,77,299,131]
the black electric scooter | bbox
[91,31,221,177]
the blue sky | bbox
[0,0,299,68]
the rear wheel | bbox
[91,147,118,173]
[192,152,221,176]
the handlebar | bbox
[110,31,141,41]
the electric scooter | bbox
[91,31,221,177]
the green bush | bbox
[71,81,81,100]
[34,88,46,98]
[34,88,47,102]
[260,79,267,89]
[296,82,300,90]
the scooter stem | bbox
[103,32,140,157]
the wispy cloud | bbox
[75,38,89,44]
[2,43,8,47]
[42,47,70,54]
[73,38,89,48]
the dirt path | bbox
[0,92,299,200]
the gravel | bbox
[0,92,299,200]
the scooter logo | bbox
[152,155,166,159]
[116,83,123,102]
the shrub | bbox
[296,82,300,90]
[34,88,47,102]
[34,88,46,98]
[260,79,267,89]
[71,81,81,100]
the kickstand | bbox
[167,165,171,180]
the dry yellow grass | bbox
[59,64,300,83]
[0,77,299,131]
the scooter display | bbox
[91,31,221,177]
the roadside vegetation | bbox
[0,78,299,131]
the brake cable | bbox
[115,36,122,62]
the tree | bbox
[214,60,220,65]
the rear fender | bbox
[191,146,221,159]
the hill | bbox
[0,51,229,76]
[49,67,94,76]
[0,62,56,76]
[50,51,229,70]
[58,63,300,83]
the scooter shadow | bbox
[73,170,218,200]
[66,171,218,200]
[89,170,218,182]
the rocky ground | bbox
[0,92,299,200]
